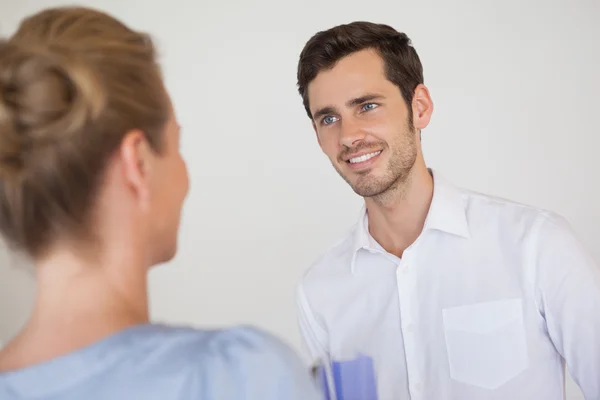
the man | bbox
[295,21,600,399]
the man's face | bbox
[307,49,420,198]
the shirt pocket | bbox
[442,298,529,390]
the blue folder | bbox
[316,354,378,400]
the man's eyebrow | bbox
[346,94,384,107]
[312,94,385,120]
[312,106,337,121]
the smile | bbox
[348,151,381,164]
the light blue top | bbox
[0,324,322,399]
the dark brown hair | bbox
[297,21,424,120]
[0,7,170,258]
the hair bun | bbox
[0,39,106,179]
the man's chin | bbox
[349,180,392,198]
[338,168,390,196]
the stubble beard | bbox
[336,125,418,204]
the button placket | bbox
[397,252,422,398]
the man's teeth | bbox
[349,151,381,164]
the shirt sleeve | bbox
[197,326,322,400]
[296,281,329,363]
[534,212,600,398]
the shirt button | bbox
[406,324,415,333]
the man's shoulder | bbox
[459,186,560,231]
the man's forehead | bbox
[308,53,390,111]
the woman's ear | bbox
[118,129,153,209]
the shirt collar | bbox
[350,169,470,272]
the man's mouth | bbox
[347,150,382,164]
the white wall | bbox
[1,0,598,398]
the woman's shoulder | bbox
[124,324,321,399]
[145,323,310,378]
[0,323,320,400]
[132,323,298,360]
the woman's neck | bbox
[0,243,150,372]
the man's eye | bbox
[322,115,338,125]
[361,103,378,112]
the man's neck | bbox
[365,166,434,258]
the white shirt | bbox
[296,171,600,400]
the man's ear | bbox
[119,129,153,208]
[411,84,434,131]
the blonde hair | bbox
[0,7,170,258]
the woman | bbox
[0,6,320,399]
